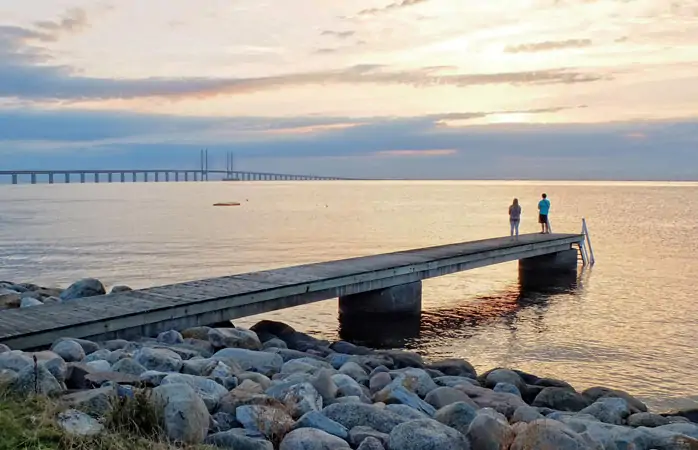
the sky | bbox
[1,0,698,180]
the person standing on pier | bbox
[509,198,522,237]
[538,193,551,234]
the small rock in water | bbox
[582,386,648,414]
[279,427,351,450]
[428,358,477,379]
[60,278,106,301]
[57,409,104,437]
[20,297,43,308]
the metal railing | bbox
[578,218,596,266]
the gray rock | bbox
[134,347,183,373]
[391,368,438,397]
[85,360,111,372]
[206,428,274,450]
[484,369,527,393]
[0,369,19,388]
[339,362,369,383]
[35,352,68,383]
[581,386,648,413]
[332,373,368,399]
[20,297,43,308]
[311,369,338,403]
[282,358,332,375]
[62,386,115,417]
[511,405,545,424]
[627,412,671,428]
[60,278,106,301]
[157,330,184,345]
[386,403,430,420]
[349,426,389,448]
[263,338,288,350]
[457,383,528,418]
[110,285,132,294]
[467,413,515,450]
[331,341,371,355]
[57,409,104,437]
[357,436,385,450]
[379,350,424,369]
[280,427,351,450]
[294,411,349,439]
[161,373,228,412]
[239,372,272,390]
[213,348,283,377]
[139,370,169,386]
[102,339,130,351]
[374,384,436,416]
[389,418,470,450]
[370,372,392,394]
[425,386,477,410]
[182,326,213,341]
[0,352,33,372]
[51,339,85,363]
[210,411,240,433]
[579,397,631,425]
[0,344,10,354]
[493,382,522,397]
[10,363,63,396]
[152,383,210,444]
[209,327,262,350]
[181,358,218,376]
[281,382,323,419]
[428,358,477,378]
[236,404,294,439]
[510,419,594,450]
[434,376,480,388]
[111,358,147,376]
[322,403,407,434]
[434,401,478,435]
[83,349,111,363]
[532,387,589,412]
[655,422,698,439]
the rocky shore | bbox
[1,278,697,449]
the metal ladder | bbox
[577,218,596,266]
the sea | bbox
[0,180,696,411]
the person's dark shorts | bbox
[539,214,548,224]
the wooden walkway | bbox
[0,233,583,350]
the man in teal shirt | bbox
[538,193,551,234]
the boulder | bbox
[33,352,68,383]
[435,376,480,388]
[85,359,110,372]
[161,373,228,412]
[379,350,424,369]
[59,278,106,301]
[10,363,63,396]
[57,409,104,437]
[20,297,43,308]
[511,405,545,424]
[628,412,671,428]
[210,411,240,433]
[428,358,477,379]
[239,372,272,390]
[581,386,648,414]
[374,384,436,416]
[457,383,527,418]
[425,386,477,410]
[218,388,283,415]
[281,382,323,419]
[213,348,283,377]
[349,426,389,448]
[322,403,407,434]
[236,404,294,440]
[391,368,438,397]
[331,341,372,355]
[294,411,349,439]
[434,401,478,435]
[357,436,386,450]
[110,285,132,294]
[466,412,515,450]
[510,419,595,450]
[182,326,213,341]
[578,397,631,425]
[0,290,21,308]
[209,327,263,350]
[139,370,169,387]
[311,369,339,403]
[152,383,210,444]
[339,362,369,383]
[282,357,332,375]
[0,344,10,354]
[386,403,431,420]
[263,338,288,350]
[279,427,351,450]
[83,349,111,363]
[532,387,589,412]
[133,347,182,373]
[84,371,140,387]
[157,330,184,345]
[50,339,85,363]
[493,382,522,397]
[389,418,470,450]
[111,358,147,376]
[61,386,115,417]
[332,373,368,399]
[483,369,527,394]
[205,428,274,450]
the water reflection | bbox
[338,269,585,350]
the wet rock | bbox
[280,427,351,450]
[628,412,671,428]
[157,330,184,345]
[579,397,631,425]
[467,412,515,450]
[331,340,372,355]
[662,408,698,423]
[213,348,283,377]
[533,387,589,412]
[236,404,294,439]
[60,278,106,301]
[294,411,349,439]
[111,357,147,376]
[349,426,389,448]
[205,428,274,450]
[11,363,63,396]
[370,372,392,394]
[374,384,436,416]
[20,297,43,308]
[510,419,594,450]
[434,401,478,435]
[161,373,228,412]
[51,339,85,363]
[57,409,104,437]
[581,386,648,414]
[425,386,477,410]
[357,436,386,450]
[62,386,115,417]
[428,358,477,379]
[511,405,545,424]
[133,347,182,373]
[322,402,407,434]
[389,418,470,450]
[152,383,210,444]
[209,327,263,350]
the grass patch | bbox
[0,388,214,450]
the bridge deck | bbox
[0,233,583,350]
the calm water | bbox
[1,181,697,411]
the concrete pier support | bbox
[519,249,578,275]
[31,174,37,184]
[339,281,422,317]
[12,174,17,184]
[64,173,70,183]
[80,173,86,183]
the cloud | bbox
[373,149,458,157]
[321,30,356,39]
[505,39,593,53]
[34,8,88,34]
[359,0,430,16]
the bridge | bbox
[0,233,587,350]
[0,151,346,184]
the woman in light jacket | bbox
[509,198,521,237]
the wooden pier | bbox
[0,233,584,350]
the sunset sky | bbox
[1,0,698,179]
